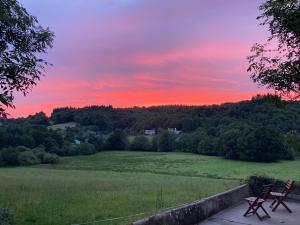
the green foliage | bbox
[18,151,40,166]
[238,127,288,162]
[27,112,49,125]
[176,132,200,153]
[105,130,128,150]
[247,175,276,196]
[14,134,36,148]
[129,136,152,151]
[49,95,299,135]
[197,135,218,156]
[0,129,8,149]
[0,0,54,117]
[75,143,96,155]
[0,208,13,225]
[63,143,79,156]
[218,126,292,162]
[39,152,59,164]
[219,128,242,160]
[197,127,220,155]
[0,145,59,166]
[2,95,300,163]
[84,131,104,151]
[284,131,300,155]
[1,147,19,166]
[15,146,30,152]
[156,131,176,152]
[43,137,59,152]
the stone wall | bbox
[128,184,250,225]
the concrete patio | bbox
[197,200,300,225]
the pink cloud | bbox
[8,0,269,118]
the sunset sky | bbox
[9,0,269,118]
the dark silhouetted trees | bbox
[248,0,300,98]
[0,0,54,116]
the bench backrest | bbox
[282,179,295,196]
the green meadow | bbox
[1,151,300,225]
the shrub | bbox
[0,154,4,166]
[65,145,79,156]
[76,143,96,155]
[176,133,200,153]
[1,147,19,166]
[105,130,128,150]
[15,146,31,152]
[150,136,158,151]
[0,208,13,225]
[219,129,242,160]
[130,136,151,151]
[157,131,176,152]
[239,127,289,162]
[87,136,104,151]
[14,134,36,148]
[284,131,300,156]
[247,175,276,196]
[43,137,59,152]
[197,136,218,156]
[18,151,40,166]
[40,153,59,164]
[219,126,292,162]
[47,147,66,156]
[31,146,46,155]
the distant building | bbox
[168,128,182,134]
[144,129,156,135]
[74,139,81,145]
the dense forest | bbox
[1,94,300,166]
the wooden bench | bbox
[270,179,295,213]
[244,184,273,220]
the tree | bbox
[284,131,300,153]
[27,112,49,125]
[238,127,289,162]
[0,0,54,117]
[18,150,40,165]
[157,131,176,152]
[105,130,128,150]
[130,136,151,151]
[248,0,300,99]
[1,147,19,165]
[219,128,242,160]
[43,137,59,152]
[14,134,36,148]
[76,142,96,155]
[197,135,219,156]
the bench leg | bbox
[261,205,271,218]
[270,199,277,208]
[281,202,292,213]
[272,199,281,212]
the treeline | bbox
[88,126,297,162]
[48,94,300,133]
[0,123,61,166]
[1,94,300,165]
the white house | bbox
[144,129,156,135]
[168,128,182,134]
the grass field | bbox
[0,151,299,225]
